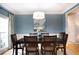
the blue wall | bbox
[46,14,65,33]
[14,15,34,34]
[14,14,65,34]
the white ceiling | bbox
[0,3,77,14]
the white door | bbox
[0,15,9,53]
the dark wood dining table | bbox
[15,37,63,55]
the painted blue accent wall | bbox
[14,14,65,34]
[14,15,34,34]
[46,14,65,33]
[62,14,66,32]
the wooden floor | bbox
[2,43,79,55]
[3,49,64,55]
[67,43,79,55]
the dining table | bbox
[15,36,63,55]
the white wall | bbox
[67,14,76,43]
[74,14,79,43]
[67,13,79,44]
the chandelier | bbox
[33,11,45,20]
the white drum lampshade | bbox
[33,11,45,20]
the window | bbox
[0,14,8,53]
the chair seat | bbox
[42,46,54,51]
[56,44,64,48]
[27,47,38,51]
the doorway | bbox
[66,6,79,44]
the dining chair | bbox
[41,35,57,55]
[11,34,24,55]
[59,32,66,39]
[41,33,49,37]
[24,36,39,55]
[29,33,38,36]
[40,33,49,41]
[56,34,68,55]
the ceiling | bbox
[0,3,77,14]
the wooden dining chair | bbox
[24,36,39,55]
[56,34,68,55]
[41,35,57,55]
[11,34,24,55]
[41,33,49,37]
[29,33,38,36]
[40,33,49,41]
[59,32,66,39]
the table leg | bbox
[15,44,18,55]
